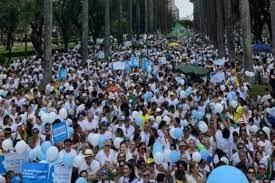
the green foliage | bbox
[248,84,270,98]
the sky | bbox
[175,0,194,20]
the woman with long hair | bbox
[118,162,139,183]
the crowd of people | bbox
[0,34,275,183]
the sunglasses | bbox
[248,170,255,174]
[105,144,111,147]
[118,156,125,159]
[143,174,150,178]
[65,143,71,146]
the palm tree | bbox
[216,0,225,57]
[240,0,254,82]
[224,0,235,60]
[41,0,53,89]
[81,0,88,66]
[104,0,110,57]
[128,0,133,38]
[271,0,275,55]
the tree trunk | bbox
[148,0,154,33]
[136,0,141,36]
[163,0,168,33]
[145,0,149,33]
[224,0,235,61]
[216,0,225,57]
[271,0,275,55]
[40,0,53,90]
[118,0,123,43]
[240,0,254,82]
[24,33,28,58]
[105,0,110,57]
[63,35,69,52]
[128,0,133,39]
[193,0,202,33]
[209,0,217,47]
[30,22,43,58]
[81,0,89,65]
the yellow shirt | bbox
[141,114,150,127]
[234,105,244,121]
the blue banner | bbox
[52,122,69,145]
[0,156,5,175]
[130,56,139,68]
[22,162,49,183]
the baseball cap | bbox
[146,158,154,165]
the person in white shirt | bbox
[58,139,77,162]
[122,121,135,140]
[82,112,99,132]
[79,149,100,181]
[96,139,117,166]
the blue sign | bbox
[0,156,6,174]
[22,162,49,183]
[52,122,69,145]
[130,56,139,68]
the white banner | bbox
[53,166,72,183]
[4,152,26,173]
[112,61,126,70]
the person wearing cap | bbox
[79,149,100,182]
[179,140,191,163]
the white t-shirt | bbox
[82,119,99,131]
[58,149,77,162]
[79,159,100,176]
[96,149,117,166]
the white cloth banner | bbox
[112,62,126,70]
[53,166,72,183]
[210,72,225,83]
[4,152,26,173]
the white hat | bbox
[220,156,229,165]
[156,108,162,112]
[83,149,94,157]
[257,141,265,147]
[0,175,5,183]
[163,116,170,124]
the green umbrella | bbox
[176,64,208,75]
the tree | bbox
[41,0,53,89]
[0,0,19,62]
[224,0,235,61]
[271,0,275,55]
[240,0,254,82]
[144,0,149,33]
[54,0,80,52]
[81,0,89,65]
[135,0,141,35]
[118,0,123,43]
[148,0,154,32]
[128,0,133,38]
[104,0,110,57]
[216,0,225,57]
